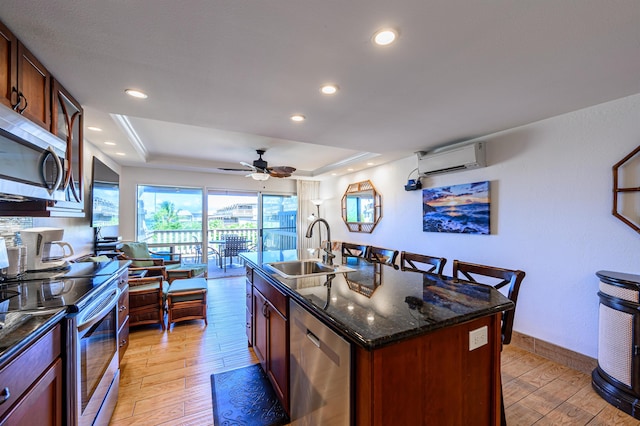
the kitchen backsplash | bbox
[0,216,94,257]
[0,218,33,245]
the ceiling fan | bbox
[218,149,296,180]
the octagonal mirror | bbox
[341,180,382,233]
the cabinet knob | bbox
[0,387,10,405]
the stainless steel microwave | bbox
[0,103,68,202]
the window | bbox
[136,185,203,258]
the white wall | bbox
[119,167,297,240]
[319,93,640,358]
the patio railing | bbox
[141,228,296,263]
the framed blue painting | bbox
[422,181,490,234]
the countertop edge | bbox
[0,308,66,368]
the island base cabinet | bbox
[253,271,289,413]
[355,314,502,426]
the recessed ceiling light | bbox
[320,84,339,95]
[125,89,148,99]
[373,28,398,46]
[104,141,116,146]
[290,114,306,122]
[347,168,354,171]
[116,152,126,156]
[367,162,375,166]
[87,126,102,132]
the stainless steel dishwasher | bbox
[290,299,351,425]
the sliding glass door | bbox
[261,194,297,251]
[207,191,298,252]
[207,191,259,251]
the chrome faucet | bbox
[305,218,335,266]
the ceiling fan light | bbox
[251,172,270,181]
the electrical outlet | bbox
[469,326,488,351]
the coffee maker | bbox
[21,227,74,271]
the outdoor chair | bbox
[222,235,249,268]
[192,236,222,269]
[119,241,207,283]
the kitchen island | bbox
[242,250,514,426]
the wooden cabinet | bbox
[0,18,83,217]
[0,21,18,110]
[252,271,289,412]
[51,78,83,205]
[0,324,63,426]
[245,266,253,346]
[116,271,129,362]
[16,42,50,130]
[355,314,502,426]
[0,20,51,130]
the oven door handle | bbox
[78,287,121,332]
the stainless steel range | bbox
[0,260,126,426]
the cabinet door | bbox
[118,316,130,364]
[51,79,83,203]
[0,358,63,426]
[118,286,129,330]
[266,307,289,412]
[0,21,18,110]
[246,280,253,346]
[253,289,268,368]
[16,42,50,129]
[117,280,129,361]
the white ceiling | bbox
[1,1,639,178]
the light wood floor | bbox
[110,276,639,426]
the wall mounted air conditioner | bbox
[417,141,486,177]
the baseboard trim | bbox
[510,331,597,375]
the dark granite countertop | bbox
[0,259,131,367]
[242,250,514,350]
[0,307,66,368]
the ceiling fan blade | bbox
[269,166,296,173]
[217,167,253,172]
[268,171,292,178]
[240,161,257,170]
[268,166,296,178]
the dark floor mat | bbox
[211,363,289,426]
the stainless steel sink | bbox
[267,260,355,279]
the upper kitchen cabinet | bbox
[0,20,18,111]
[16,42,51,130]
[52,79,83,204]
[0,20,51,130]
[0,18,83,217]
